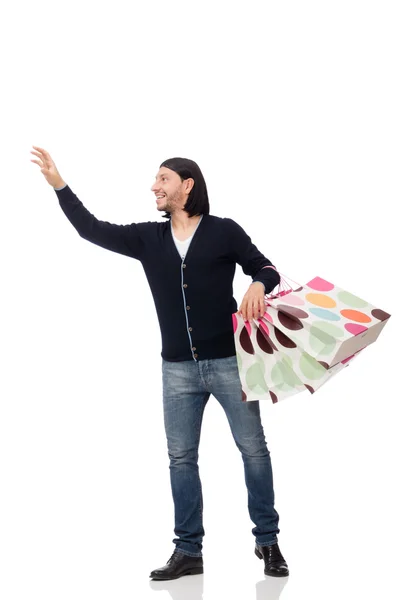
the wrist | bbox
[53,179,66,189]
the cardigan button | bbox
[192,347,196,351]
[188,327,193,331]
[183,284,188,288]
[194,353,198,358]
[186,306,190,310]
[182,264,186,268]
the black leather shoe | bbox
[150,549,204,580]
[255,542,289,577]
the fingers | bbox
[30,151,44,168]
[31,146,47,162]
[32,145,48,154]
[239,296,266,321]
[248,298,257,321]
[239,299,254,321]
[31,146,53,168]
[258,296,267,318]
[246,296,261,321]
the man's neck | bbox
[171,213,202,231]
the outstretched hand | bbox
[30,145,65,189]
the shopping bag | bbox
[232,311,362,403]
[264,275,391,369]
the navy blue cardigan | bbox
[54,185,280,362]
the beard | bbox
[157,189,184,213]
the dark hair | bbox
[159,157,210,219]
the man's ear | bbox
[185,177,195,194]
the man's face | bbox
[151,167,193,214]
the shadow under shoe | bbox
[150,549,204,580]
[255,542,289,577]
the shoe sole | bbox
[150,566,204,580]
[255,547,289,577]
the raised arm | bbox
[54,184,145,259]
[31,145,145,260]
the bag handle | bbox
[260,266,305,297]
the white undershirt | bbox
[171,215,203,259]
[173,234,194,259]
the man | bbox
[30,145,289,580]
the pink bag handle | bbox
[260,266,304,296]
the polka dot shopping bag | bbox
[233,270,391,403]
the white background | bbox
[1,1,396,599]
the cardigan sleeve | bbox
[226,218,280,294]
[54,185,148,260]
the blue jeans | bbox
[162,354,280,558]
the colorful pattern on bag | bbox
[232,312,358,403]
[265,276,390,368]
[233,275,391,403]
